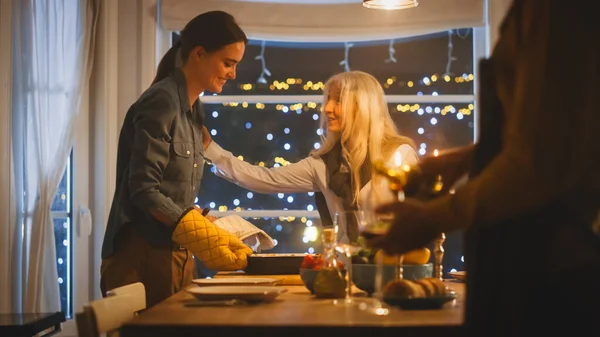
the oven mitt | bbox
[172,208,253,271]
[213,215,276,252]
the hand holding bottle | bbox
[367,199,445,256]
[416,144,475,195]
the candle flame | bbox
[433,149,439,157]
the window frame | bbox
[56,88,93,334]
[162,29,487,218]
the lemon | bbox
[374,247,430,265]
[403,247,431,265]
[374,250,397,265]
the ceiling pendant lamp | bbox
[362,0,419,10]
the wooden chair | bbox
[75,282,146,337]
[76,282,147,336]
[75,294,137,337]
[106,282,146,314]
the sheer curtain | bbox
[9,0,97,313]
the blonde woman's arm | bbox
[204,141,319,193]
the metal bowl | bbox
[352,263,433,295]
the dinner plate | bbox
[192,277,281,286]
[187,286,287,303]
[448,271,466,281]
[383,291,457,310]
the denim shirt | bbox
[101,68,205,259]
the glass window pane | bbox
[247,216,323,254]
[391,102,475,151]
[51,168,69,212]
[51,151,72,317]
[196,101,473,210]
[53,216,71,318]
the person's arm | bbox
[128,89,183,227]
[204,141,319,193]
[430,1,599,231]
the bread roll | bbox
[414,279,437,296]
[385,277,449,299]
[418,278,448,296]
[383,279,426,298]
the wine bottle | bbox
[313,228,346,299]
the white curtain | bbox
[160,0,485,42]
[9,0,98,313]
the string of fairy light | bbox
[197,30,471,268]
[239,72,474,93]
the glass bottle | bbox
[372,160,444,201]
[313,227,346,299]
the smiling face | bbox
[323,84,343,133]
[189,41,246,94]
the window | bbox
[51,153,73,318]
[171,30,477,273]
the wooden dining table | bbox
[119,278,465,337]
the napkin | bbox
[213,215,276,252]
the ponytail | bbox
[152,40,182,85]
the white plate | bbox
[449,271,466,281]
[191,277,281,286]
[187,286,287,303]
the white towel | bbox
[213,215,276,252]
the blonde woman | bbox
[201,71,418,244]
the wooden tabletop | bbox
[214,270,304,285]
[120,281,465,337]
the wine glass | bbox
[331,211,388,315]
[389,150,408,283]
[347,209,391,315]
[365,149,410,298]
[331,211,361,307]
[354,206,389,299]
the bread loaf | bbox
[414,279,436,296]
[415,278,447,296]
[383,277,448,298]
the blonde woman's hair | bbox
[311,70,416,204]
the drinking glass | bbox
[331,211,360,307]
[355,207,389,301]
[331,211,388,315]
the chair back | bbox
[106,282,146,313]
[76,294,137,337]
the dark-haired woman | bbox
[100,11,252,307]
